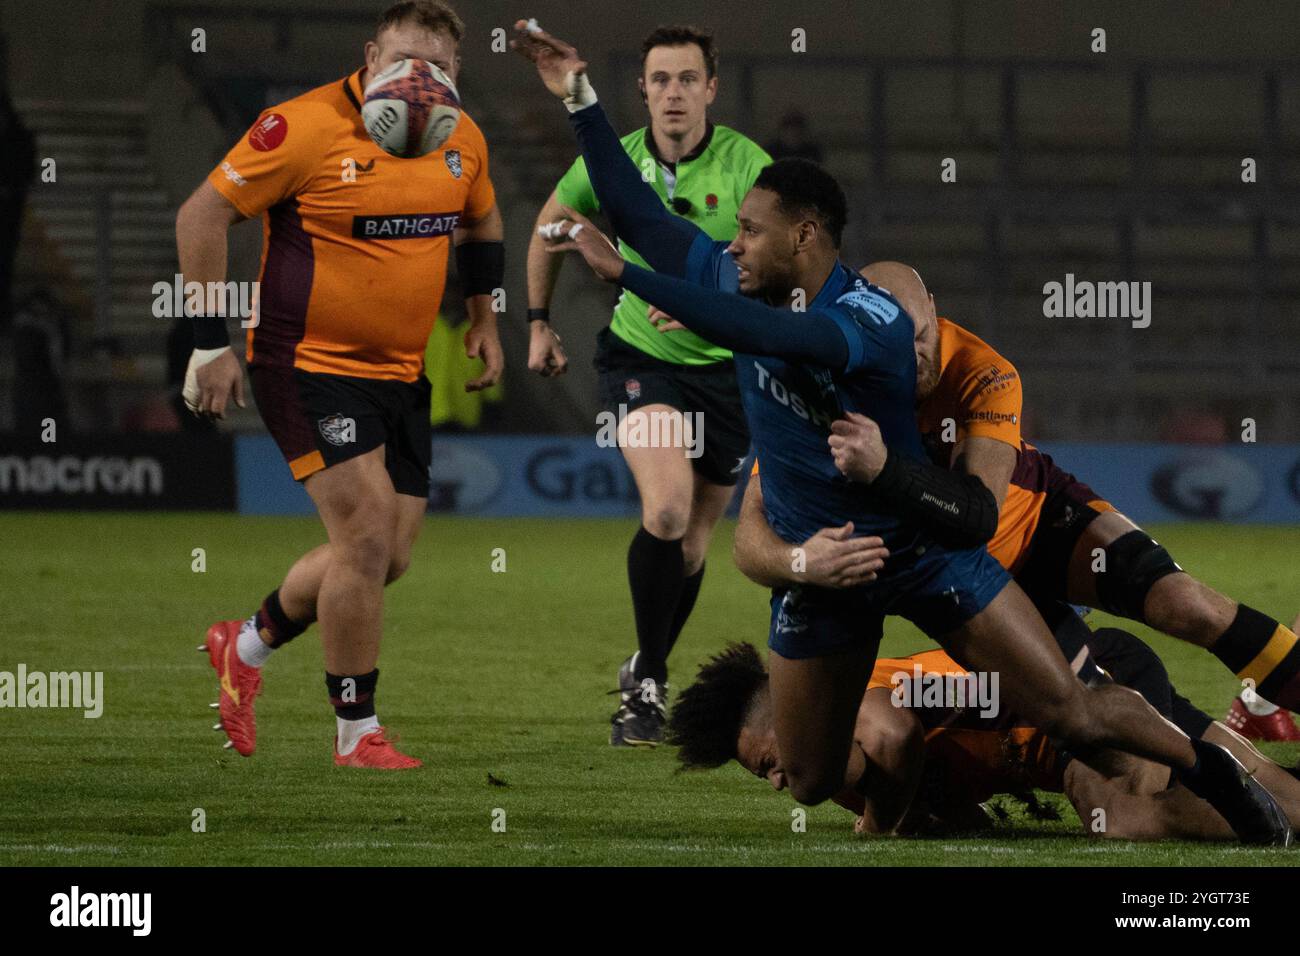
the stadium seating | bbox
[7,6,1298,440]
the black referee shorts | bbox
[594,326,751,486]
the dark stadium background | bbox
[4,0,1298,445]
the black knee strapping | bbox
[1094,530,1182,623]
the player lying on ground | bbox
[736,262,1300,743]
[511,23,1290,843]
[669,629,1300,841]
[524,24,771,747]
[180,0,503,768]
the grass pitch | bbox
[1,513,1297,866]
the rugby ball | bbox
[361,58,461,158]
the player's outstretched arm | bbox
[544,210,848,364]
[565,101,705,277]
[511,21,705,278]
[620,261,851,366]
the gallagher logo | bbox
[428,442,503,513]
[1151,452,1263,519]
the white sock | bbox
[235,617,274,668]
[1243,693,1280,716]
[337,714,381,755]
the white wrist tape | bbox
[538,220,583,241]
[563,70,597,113]
[182,346,231,413]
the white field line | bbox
[0,840,1020,856]
[3,839,1267,859]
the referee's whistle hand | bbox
[527,321,568,377]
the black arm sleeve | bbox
[620,262,850,367]
[568,103,703,277]
[454,240,504,297]
[867,449,999,548]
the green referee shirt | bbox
[554,121,771,365]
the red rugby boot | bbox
[200,619,262,756]
[1224,696,1300,743]
[334,727,422,769]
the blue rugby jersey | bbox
[568,101,928,550]
[639,241,925,550]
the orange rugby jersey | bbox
[869,649,1063,806]
[915,318,1046,574]
[207,68,496,381]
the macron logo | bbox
[50,886,151,936]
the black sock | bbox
[627,526,685,685]
[664,564,705,659]
[256,588,310,648]
[325,669,379,720]
[1174,737,1221,799]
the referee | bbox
[524,25,770,746]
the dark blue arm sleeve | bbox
[620,263,850,368]
[568,103,703,277]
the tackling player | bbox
[511,25,1289,843]
[180,0,504,768]
[669,634,1300,841]
[523,23,770,746]
[735,262,1300,741]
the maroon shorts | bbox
[249,364,432,497]
[1013,449,1114,608]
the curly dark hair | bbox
[753,158,848,248]
[665,642,768,769]
[640,25,718,79]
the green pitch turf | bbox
[1,513,1297,866]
